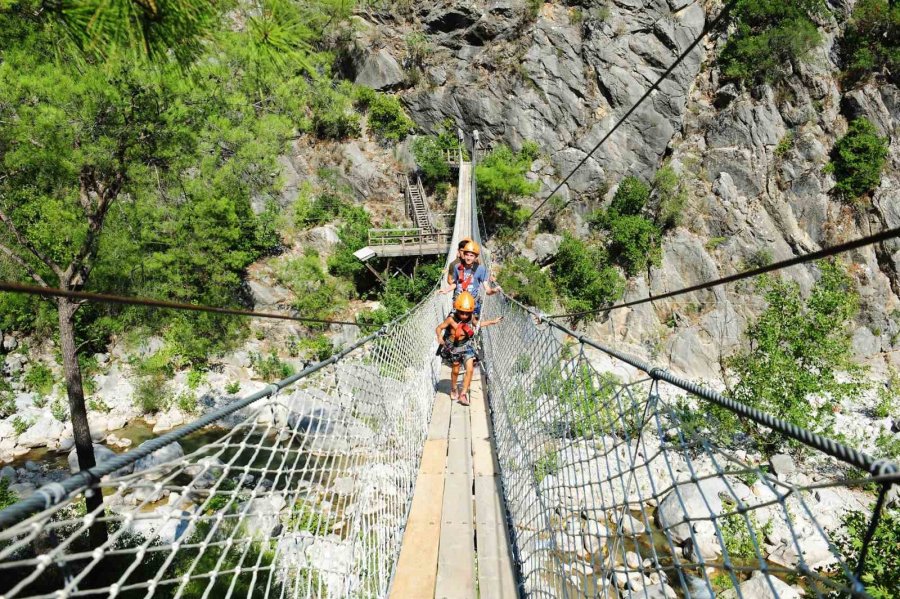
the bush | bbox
[225,381,241,395]
[828,118,888,200]
[497,257,556,312]
[476,142,540,233]
[832,509,900,599]
[411,125,458,188]
[551,234,624,317]
[0,379,14,419]
[23,363,55,396]
[605,214,662,276]
[610,176,650,216]
[250,351,294,381]
[133,373,172,414]
[653,166,687,229]
[50,398,68,422]
[12,416,30,436]
[310,81,360,140]
[186,369,205,390]
[719,0,825,85]
[727,261,866,453]
[357,88,415,142]
[840,0,900,86]
[176,391,198,414]
[0,477,17,510]
[297,335,334,362]
[277,251,348,327]
[719,501,773,559]
[327,205,373,287]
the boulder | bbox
[656,478,729,559]
[2,334,17,353]
[719,570,800,599]
[68,443,132,476]
[0,465,15,481]
[17,416,66,449]
[3,354,27,377]
[769,454,796,478]
[532,233,562,263]
[353,49,405,91]
[133,441,185,478]
[307,225,341,254]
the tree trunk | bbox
[57,297,107,547]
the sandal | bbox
[458,391,469,406]
[450,386,459,401]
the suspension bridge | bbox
[0,137,898,599]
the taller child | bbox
[440,240,499,318]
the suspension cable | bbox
[546,225,900,319]
[0,280,375,328]
[513,0,737,233]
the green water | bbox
[11,419,228,472]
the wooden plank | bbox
[436,474,476,599]
[390,443,447,598]
[436,389,476,599]
[471,376,518,598]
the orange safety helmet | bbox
[461,240,480,256]
[458,237,473,249]
[454,291,476,312]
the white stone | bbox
[133,441,185,478]
[719,570,800,599]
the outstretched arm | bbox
[439,283,454,294]
[479,316,504,328]
[436,317,451,344]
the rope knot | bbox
[35,482,68,509]
[648,367,667,380]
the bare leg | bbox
[459,358,475,405]
[450,362,460,400]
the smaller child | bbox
[435,291,502,406]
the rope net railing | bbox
[478,293,898,599]
[0,290,448,599]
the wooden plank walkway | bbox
[390,364,517,599]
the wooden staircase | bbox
[405,174,436,234]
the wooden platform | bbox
[390,364,517,599]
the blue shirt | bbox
[453,263,488,298]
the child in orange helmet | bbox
[435,291,502,406]
[440,239,500,320]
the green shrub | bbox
[250,351,295,381]
[23,363,55,396]
[727,261,866,454]
[176,391,199,414]
[297,335,334,362]
[133,373,172,415]
[537,365,630,438]
[746,248,774,269]
[358,89,415,142]
[719,501,773,559]
[278,250,349,327]
[832,509,900,599]
[412,127,457,188]
[0,477,17,510]
[497,257,556,312]
[88,397,111,413]
[293,182,347,229]
[706,237,728,250]
[186,369,205,390]
[551,234,624,317]
[50,398,68,422]
[310,81,360,140]
[605,214,662,276]
[874,368,899,419]
[840,0,900,86]
[719,0,825,85]
[0,379,14,419]
[225,381,241,395]
[653,166,688,229]
[774,131,795,157]
[610,176,650,216]
[476,142,540,233]
[828,118,889,200]
[327,204,373,286]
[534,451,559,484]
[12,416,30,436]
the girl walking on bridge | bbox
[440,240,500,320]
[436,291,502,406]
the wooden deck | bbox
[390,364,517,599]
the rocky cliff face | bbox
[351,0,899,381]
